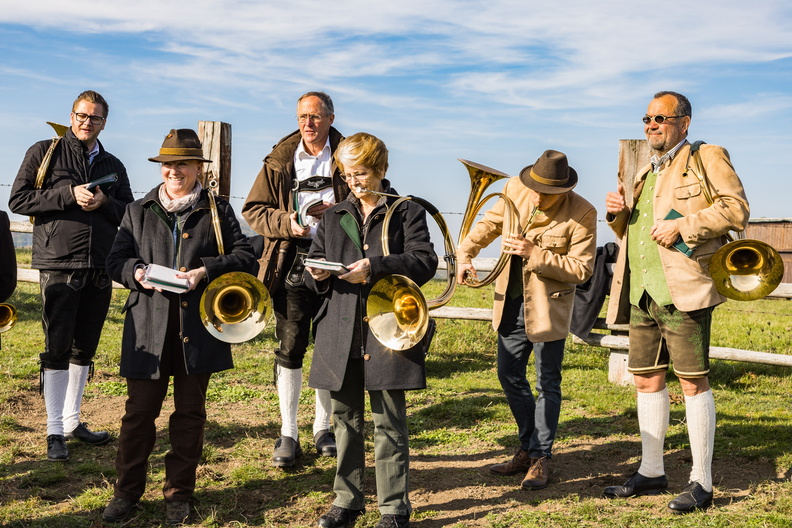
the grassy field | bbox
[1,253,792,527]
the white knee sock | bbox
[313,389,332,436]
[277,365,301,441]
[637,387,669,478]
[685,390,715,492]
[43,369,70,436]
[62,364,90,433]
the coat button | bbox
[363,316,369,323]
[363,243,369,250]
[180,267,187,272]
[183,336,190,343]
[363,354,371,360]
[182,232,190,239]
[181,301,188,308]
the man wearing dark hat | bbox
[8,90,133,462]
[242,92,347,467]
[602,91,749,513]
[457,150,597,490]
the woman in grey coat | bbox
[307,133,437,528]
[102,129,254,525]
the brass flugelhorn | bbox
[365,159,521,350]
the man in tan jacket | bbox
[457,150,596,490]
[603,91,749,513]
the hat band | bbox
[530,168,568,186]
[159,147,205,156]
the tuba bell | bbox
[364,159,522,350]
[0,303,16,333]
[200,272,272,343]
[709,237,784,301]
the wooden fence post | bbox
[607,139,651,385]
[198,121,232,198]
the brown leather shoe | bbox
[490,447,532,476]
[521,456,550,490]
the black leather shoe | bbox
[603,472,668,498]
[667,481,713,514]
[102,497,139,522]
[65,422,112,445]
[375,514,410,528]
[272,436,302,467]
[317,505,364,528]
[46,434,69,462]
[314,430,337,457]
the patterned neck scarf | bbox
[158,180,203,213]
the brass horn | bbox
[0,303,17,333]
[365,159,521,350]
[199,272,272,343]
[709,237,783,301]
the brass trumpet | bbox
[365,159,522,350]
[709,236,783,301]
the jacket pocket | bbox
[549,288,575,299]
[674,182,702,200]
[539,234,569,254]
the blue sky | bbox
[2,0,791,248]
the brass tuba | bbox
[365,159,521,350]
[198,190,272,343]
[0,303,16,333]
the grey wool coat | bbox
[306,182,438,392]
[106,185,255,379]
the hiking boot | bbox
[46,434,69,462]
[317,505,364,528]
[102,497,138,522]
[521,456,550,490]
[65,422,112,445]
[375,514,410,528]
[489,447,531,476]
[165,500,190,525]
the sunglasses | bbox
[642,114,682,125]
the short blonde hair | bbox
[334,132,389,178]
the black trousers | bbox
[39,269,112,369]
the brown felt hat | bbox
[148,129,212,163]
[518,150,577,194]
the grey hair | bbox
[297,91,334,116]
[653,91,692,119]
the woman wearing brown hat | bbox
[102,129,255,525]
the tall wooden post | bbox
[198,121,232,198]
[608,139,652,386]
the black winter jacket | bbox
[106,186,255,379]
[8,130,133,270]
[306,182,437,391]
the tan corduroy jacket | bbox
[457,177,597,342]
[606,141,749,324]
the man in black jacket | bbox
[9,90,133,462]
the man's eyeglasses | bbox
[73,113,106,125]
[642,114,682,125]
[342,171,370,183]
[297,113,325,123]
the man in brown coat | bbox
[242,92,348,467]
[457,150,596,490]
[603,91,749,513]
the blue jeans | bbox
[497,295,565,459]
